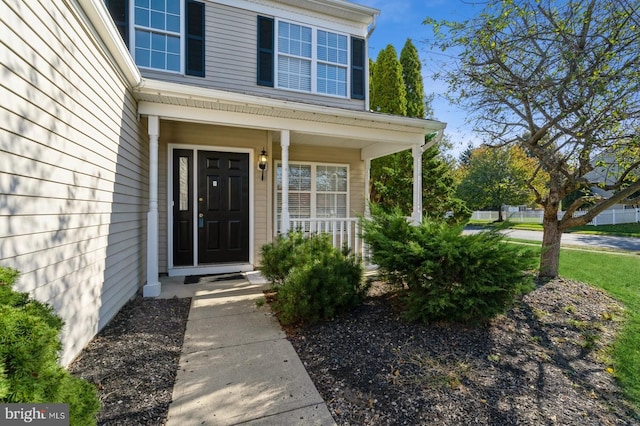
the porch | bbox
[135,80,445,296]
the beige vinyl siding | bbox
[142,2,366,111]
[0,0,145,365]
[157,120,269,271]
[272,143,366,219]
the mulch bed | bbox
[286,278,639,425]
[68,297,190,426]
[67,278,639,425]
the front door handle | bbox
[198,213,204,228]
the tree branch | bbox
[561,180,640,229]
[602,159,640,190]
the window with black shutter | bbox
[351,37,365,100]
[186,0,205,77]
[257,16,274,87]
[105,0,128,46]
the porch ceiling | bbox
[134,79,446,159]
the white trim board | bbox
[167,144,255,275]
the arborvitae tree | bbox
[370,45,406,115]
[369,45,408,211]
[422,144,471,223]
[400,39,425,119]
[368,58,375,110]
[370,151,414,214]
[369,42,468,221]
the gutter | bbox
[367,13,378,38]
[422,129,445,152]
[136,78,446,133]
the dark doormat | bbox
[184,273,245,284]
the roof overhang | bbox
[135,79,446,160]
[77,0,141,87]
[273,0,380,24]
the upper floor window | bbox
[134,0,182,72]
[277,22,312,92]
[317,30,348,96]
[258,16,365,100]
[104,0,205,76]
[276,21,349,97]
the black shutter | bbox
[105,0,128,47]
[351,37,365,100]
[186,0,205,77]
[257,16,274,87]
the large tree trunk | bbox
[539,201,562,278]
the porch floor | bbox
[158,273,336,425]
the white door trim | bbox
[167,144,255,276]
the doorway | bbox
[172,149,250,266]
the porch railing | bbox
[287,217,368,259]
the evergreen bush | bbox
[0,267,100,425]
[361,208,537,324]
[260,233,367,325]
[259,231,308,286]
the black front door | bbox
[172,149,250,266]
[197,150,250,264]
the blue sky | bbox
[350,0,486,156]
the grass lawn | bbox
[470,220,640,237]
[504,239,640,408]
[565,222,640,236]
[508,242,640,410]
[558,250,640,409]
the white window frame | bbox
[274,161,350,232]
[316,29,349,97]
[275,19,351,98]
[130,0,185,74]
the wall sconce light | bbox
[258,148,268,180]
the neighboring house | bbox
[1,0,445,365]
[583,151,639,210]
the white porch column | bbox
[364,158,371,217]
[412,145,422,225]
[280,130,290,234]
[143,116,161,297]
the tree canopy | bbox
[457,145,549,220]
[426,0,640,276]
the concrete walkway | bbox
[158,272,336,426]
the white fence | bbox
[471,208,640,226]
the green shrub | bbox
[262,233,367,325]
[259,231,309,286]
[0,267,100,425]
[358,207,422,289]
[361,208,537,324]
